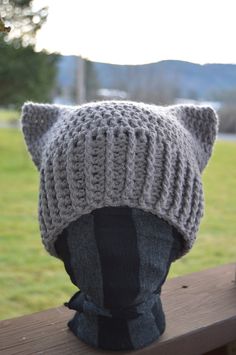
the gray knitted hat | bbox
[20,100,219,260]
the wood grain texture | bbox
[0,263,235,355]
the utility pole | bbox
[76,56,86,104]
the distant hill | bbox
[56,56,236,101]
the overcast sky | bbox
[34,0,236,65]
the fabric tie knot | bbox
[64,290,145,319]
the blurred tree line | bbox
[1,1,236,134]
[0,0,58,108]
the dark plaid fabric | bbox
[55,206,183,350]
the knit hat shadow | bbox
[20,100,219,260]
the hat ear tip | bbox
[199,105,219,144]
[21,101,34,121]
[171,104,219,172]
[20,101,60,170]
[201,105,219,124]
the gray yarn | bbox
[20,100,219,260]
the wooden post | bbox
[76,56,86,104]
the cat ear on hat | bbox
[20,102,60,170]
[169,104,219,172]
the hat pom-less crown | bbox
[21,102,219,174]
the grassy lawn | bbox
[0,109,20,123]
[0,128,235,320]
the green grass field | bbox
[0,128,235,320]
[0,110,20,123]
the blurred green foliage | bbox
[0,0,47,46]
[0,39,58,108]
[0,0,59,108]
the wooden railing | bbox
[0,263,235,355]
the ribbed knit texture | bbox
[20,100,219,260]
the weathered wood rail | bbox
[0,263,235,355]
